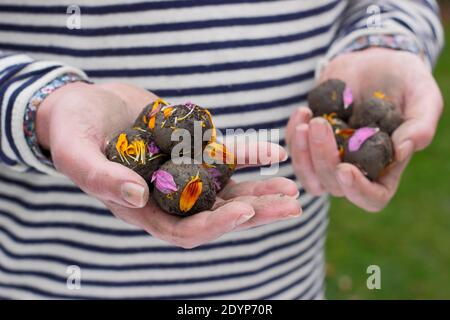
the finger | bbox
[53,138,149,209]
[231,194,302,230]
[335,154,411,212]
[223,139,288,169]
[286,106,312,148]
[219,177,299,200]
[309,117,343,196]
[393,78,443,160]
[290,123,325,195]
[144,200,254,249]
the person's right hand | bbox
[36,82,301,249]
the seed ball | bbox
[133,103,157,135]
[307,79,353,120]
[153,103,215,157]
[343,130,394,181]
[349,94,403,135]
[105,128,167,179]
[151,159,216,216]
[323,114,351,152]
[202,142,237,192]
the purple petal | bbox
[151,169,178,194]
[184,101,195,109]
[348,127,379,152]
[343,86,353,110]
[147,141,160,155]
[207,167,222,190]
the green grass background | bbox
[325,23,450,299]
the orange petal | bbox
[163,107,173,118]
[205,142,236,166]
[115,133,128,156]
[373,91,386,100]
[148,99,166,129]
[338,146,345,159]
[203,108,216,143]
[179,175,203,213]
[335,128,355,138]
[323,112,337,125]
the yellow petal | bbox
[373,91,386,100]
[205,142,236,167]
[179,175,202,213]
[163,107,173,118]
[203,108,216,143]
[323,112,337,125]
[115,133,128,156]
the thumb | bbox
[391,118,432,162]
[53,139,149,208]
[392,81,443,162]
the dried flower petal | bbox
[203,108,216,142]
[348,127,379,152]
[116,133,128,156]
[179,174,202,213]
[205,142,235,166]
[338,146,345,159]
[335,128,355,138]
[373,91,386,100]
[323,112,338,125]
[148,99,169,129]
[207,167,222,190]
[343,86,353,109]
[151,169,178,194]
[147,141,160,155]
[163,107,173,118]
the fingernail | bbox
[235,212,255,227]
[121,182,146,208]
[297,107,311,121]
[281,152,289,162]
[311,118,328,143]
[397,140,414,162]
[337,167,353,187]
[288,190,300,199]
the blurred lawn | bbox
[326,24,450,299]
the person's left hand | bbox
[286,48,443,212]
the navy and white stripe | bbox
[0,0,443,299]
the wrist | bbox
[36,81,91,150]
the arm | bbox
[286,0,444,211]
[0,49,304,248]
[0,51,87,173]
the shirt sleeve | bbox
[0,51,88,174]
[317,0,444,77]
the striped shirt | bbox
[0,0,443,299]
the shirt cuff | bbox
[23,73,88,171]
[315,26,429,82]
[12,66,89,176]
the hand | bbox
[286,48,443,212]
[37,82,301,248]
